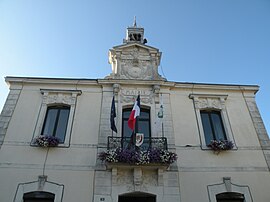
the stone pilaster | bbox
[244,94,270,169]
[0,88,21,149]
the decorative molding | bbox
[207,177,253,202]
[179,166,268,172]
[38,175,47,190]
[40,89,81,105]
[108,44,164,80]
[189,94,227,110]
[113,84,120,95]
[120,89,154,104]
[14,177,64,202]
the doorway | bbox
[118,192,156,202]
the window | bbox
[200,111,226,145]
[189,94,235,149]
[216,192,245,202]
[23,191,55,202]
[122,108,151,149]
[32,89,81,147]
[41,105,70,143]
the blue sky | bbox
[0,0,269,134]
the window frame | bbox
[189,94,235,149]
[41,105,71,143]
[32,89,81,147]
[200,110,227,145]
[207,177,253,202]
[14,176,64,202]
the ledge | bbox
[105,162,169,170]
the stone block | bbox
[95,171,111,178]
[0,128,7,135]
[95,178,111,186]
[94,186,111,195]
[164,187,180,195]
[9,89,21,95]
[0,116,9,123]
[7,94,19,100]
[163,195,181,202]
[250,111,261,118]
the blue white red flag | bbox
[128,95,140,131]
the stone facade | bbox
[0,22,269,202]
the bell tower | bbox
[123,17,147,44]
[107,19,164,81]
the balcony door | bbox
[122,107,151,149]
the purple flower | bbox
[98,148,178,165]
[34,135,60,147]
[207,140,234,151]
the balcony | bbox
[107,136,168,151]
[98,136,177,166]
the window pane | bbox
[140,111,149,119]
[123,120,133,138]
[123,110,130,119]
[138,121,150,138]
[201,112,214,145]
[211,113,226,141]
[55,108,70,143]
[42,109,58,136]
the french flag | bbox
[128,95,140,131]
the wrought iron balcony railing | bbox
[107,136,168,151]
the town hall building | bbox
[0,21,270,202]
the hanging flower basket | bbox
[207,140,234,152]
[34,135,60,147]
[98,148,177,165]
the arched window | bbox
[122,107,151,149]
[41,105,70,143]
[216,192,245,202]
[23,191,55,202]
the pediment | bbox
[112,42,159,53]
[107,39,164,81]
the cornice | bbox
[4,76,259,94]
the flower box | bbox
[98,148,177,165]
[33,135,60,147]
[207,140,234,151]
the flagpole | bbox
[112,93,114,137]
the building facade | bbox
[0,22,270,202]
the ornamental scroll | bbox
[189,94,228,110]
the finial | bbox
[133,16,137,27]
